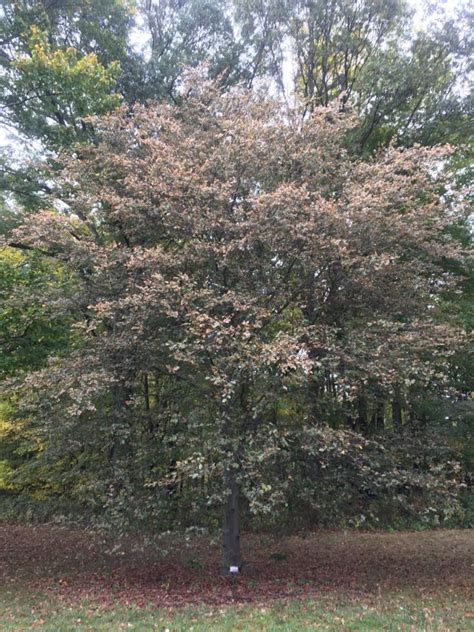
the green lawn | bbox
[1,591,473,631]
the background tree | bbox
[126,0,242,102]
[231,0,473,151]
[0,0,132,144]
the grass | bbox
[1,591,472,631]
[0,525,473,630]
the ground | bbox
[0,525,472,630]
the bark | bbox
[392,385,403,430]
[222,465,242,572]
[392,398,402,430]
[372,399,385,431]
[309,374,321,419]
[346,412,356,430]
[144,373,150,412]
[357,392,368,433]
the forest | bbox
[0,0,472,628]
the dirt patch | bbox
[0,525,472,607]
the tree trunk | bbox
[392,398,402,430]
[372,398,384,431]
[310,374,321,420]
[144,372,150,411]
[357,392,368,433]
[222,466,242,572]
[346,412,355,430]
[391,384,403,430]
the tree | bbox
[0,246,71,378]
[234,0,473,152]
[0,1,129,149]
[288,0,407,110]
[5,76,466,568]
[126,0,242,102]
[0,0,132,212]
[0,2,131,497]
[2,26,121,150]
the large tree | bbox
[0,0,472,536]
[234,0,473,152]
[0,0,132,147]
[5,77,466,568]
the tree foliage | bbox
[0,0,131,144]
[4,78,469,563]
